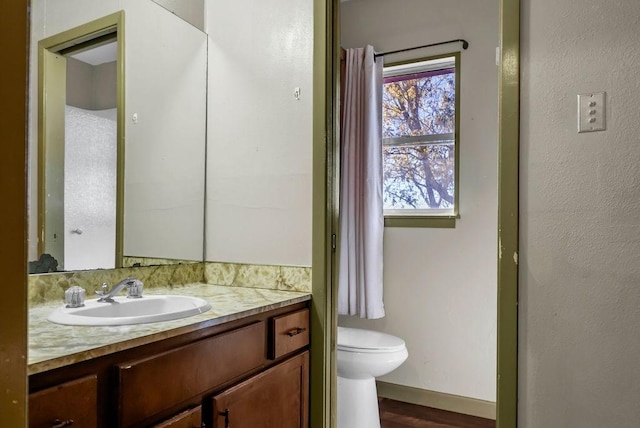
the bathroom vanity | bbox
[28,285,311,427]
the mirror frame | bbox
[37,12,125,270]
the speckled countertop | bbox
[28,283,311,375]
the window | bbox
[382,53,459,227]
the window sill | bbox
[383,215,458,228]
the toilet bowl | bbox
[337,326,408,428]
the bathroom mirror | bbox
[151,0,205,32]
[28,0,207,273]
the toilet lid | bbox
[337,326,406,353]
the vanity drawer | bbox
[29,374,97,428]
[153,405,202,428]
[269,308,310,359]
[117,321,265,427]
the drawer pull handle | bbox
[219,408,230,428]
[286,327,306,337]
[52,419,74,428]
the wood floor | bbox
[379,398,496,428]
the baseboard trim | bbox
[376,381,496,420]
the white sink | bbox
[47,295,212,326]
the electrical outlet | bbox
[577,92,606,133]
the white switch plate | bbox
[577,92,606,133]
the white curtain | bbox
[338,46,385,319]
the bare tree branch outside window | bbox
[382,67,456,210]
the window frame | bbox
[381,51,461,228]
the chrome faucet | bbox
[96,277,144,302]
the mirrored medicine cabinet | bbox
[29,0,207,274]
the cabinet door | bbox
[117,322,265,427]
[212,351,309,428]
[29,374,97,428]
[154,406,202,428]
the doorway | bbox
[311,0,520,427]
[37,13,124,272]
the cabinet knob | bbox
[51,419,74,428]
[286,327,306,337]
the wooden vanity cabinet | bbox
[211,351,309,428]
[153,406,203,428]
[28,374,98,428]
[28,302,309,428]
[116,322,265,427]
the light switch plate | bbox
[578,92,606,133]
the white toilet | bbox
[337,326,408,428]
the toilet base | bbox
[337,375,380,428]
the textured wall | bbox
[339,0,499,402]
[205,0,313,266]
[520,0,640,426]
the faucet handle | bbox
[65,286,86,308]
[126,279,144,299]
[95,282,109,296]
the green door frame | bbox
[310,0,339,427]
[496,0,520,426]
[310,0,520,427]
[0,0,29,425]
[37,12,125,269]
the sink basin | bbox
[47,295,212,326]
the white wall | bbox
[520,0,640,426]
[339,0,498,402]
[205,0,314,267]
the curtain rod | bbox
[374,39,469,58]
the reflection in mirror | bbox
[29,1,207,273]
[152,0,205,31]
[65,44,119,271]
[37,15,122,273]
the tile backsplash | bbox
[205,262,311,293]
